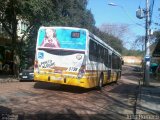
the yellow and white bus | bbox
[34,26,122,89]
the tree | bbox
[0,0,18,48]
[0,0,59,75]
[53,0,95,29]
[131,35,145,50]
[97,24,124,53]
[0,0,22,76]
[99,23,130,39]
[16,0,96,69]
[153,31,160,42]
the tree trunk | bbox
[11,0,19,77]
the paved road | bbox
[0,65,141,120]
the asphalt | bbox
[0,65,160,119]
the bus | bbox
[34,26,122,89]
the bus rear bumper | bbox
[34,74,97,88]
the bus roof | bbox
[39,26,88,32]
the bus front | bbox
[34,27,89,88]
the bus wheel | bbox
[98,74,103,90]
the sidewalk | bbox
[0,75,19,83]
[122,64,160,116]
[136,79,160,115]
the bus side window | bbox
[89,39,97,62]
[108,54,111,68]
[112,54,115,69]
[112,54,120,69]
[102,47,105,62]
[97,44,99,54]
[97,45,105,63]
[98,45,103,62]
[104,49,108,67]
[118,57,121,69]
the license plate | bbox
[54,70,62,74]
[51,76,62,80]
[22,76,28,78]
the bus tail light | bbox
[34,60,39,73]
[34,60,38,68]
[77,65,85,79]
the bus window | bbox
[100,47,104,61]
[97,44,104,62]
[112,53,120,69]
[112,53,117,69]
[104,49,108,67]
[108,54,111,68]
[89,39,97,61]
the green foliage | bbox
[17,0,95,69]
[153,31,160,42]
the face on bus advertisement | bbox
[38,28,86,50]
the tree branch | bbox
[20,24,34,42]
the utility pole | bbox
[136,0,150,86]
[144,0,150,86]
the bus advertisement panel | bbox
[37,28,86,50]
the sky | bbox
[87,0,160,49]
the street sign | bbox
[145,56,150,61]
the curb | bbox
[0,77,19,83]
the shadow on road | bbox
[9,109,126,120]
[0,106,13,119]
[18,109,82,120]
[108,82,137,94]
[34,82,95,94]
[0,106,12,114]
[137,86,160,114]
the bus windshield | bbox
[37,28,87,50]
